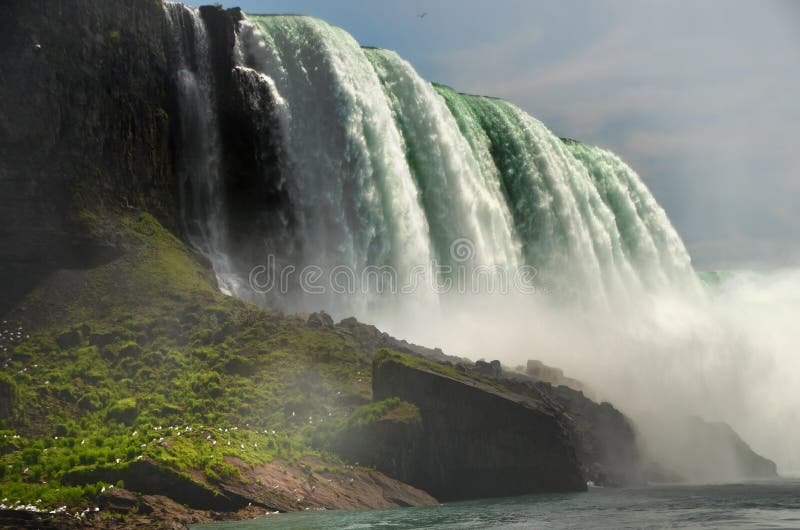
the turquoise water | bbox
[196,481,800,529]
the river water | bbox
[195,480,800,529]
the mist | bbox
[179,9,800,482]
[372,267,800,477]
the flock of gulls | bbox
[0,314,358,516]
[1,321,28,357]
[2,415,359,517]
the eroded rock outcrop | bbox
[640,415,778,483]
[62,459,251,512]
[218,455,437,512]
[60,453,437,519]
[359,349,587,500]
[327,347,647,491]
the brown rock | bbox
[98,488,139,514]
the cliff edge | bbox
[333,349,587,501]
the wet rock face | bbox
[221,64,298,276]
[368,351,587,501]
[0,0,177,314]
[546,383,644,487]
[640,416,779,483]
[0,2,298,314]
[455,358,644,487]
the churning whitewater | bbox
[230,14,699,307]
[163,6,698,310]
[163,5,800,474]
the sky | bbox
[187,0,800,269]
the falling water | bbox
[162,8,800,473]
[364,49,521,271]
[163,3,237,295]
[235,16,436,317]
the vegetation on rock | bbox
[0,212,381,513]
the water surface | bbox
[196,480,800,529]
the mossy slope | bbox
[0,212,384,512]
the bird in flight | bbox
[418,12,427,19]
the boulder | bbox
[98,488,140,514]
[306,311,334,329]
[474,359,502,378]
[364,349,586,501]
[55,329,82,350]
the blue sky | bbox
[187,0,800,269]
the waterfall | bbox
[364,48,521,272]
[565,141,699,293]
[235,16,440,316]
[436,89,702,301]
[163,3,237,295]
[157,6,800,474]
[165,8,700,313]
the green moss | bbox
[375,348,504,390]
[347,398,420,428]
[375,348,464,380]
[0,212,378,510]
[78,209,99,230]
[106,398,138,425]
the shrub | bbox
[348,398,420,428]
[222,355,255,376]
[77,391,108,411]
[0,374,18,419]
[188,370,223,398]
[106,398,138,425]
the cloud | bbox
[429,26,545,87]
[689,237,800,270]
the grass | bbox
[374,348,511,396]
[0,212,376,509]
[346,398,420,428]
[310,397,420,454]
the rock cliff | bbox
[497,366,644,487]
[360,349,587,500]
[0,1,286,315]
[0,0,178,314]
